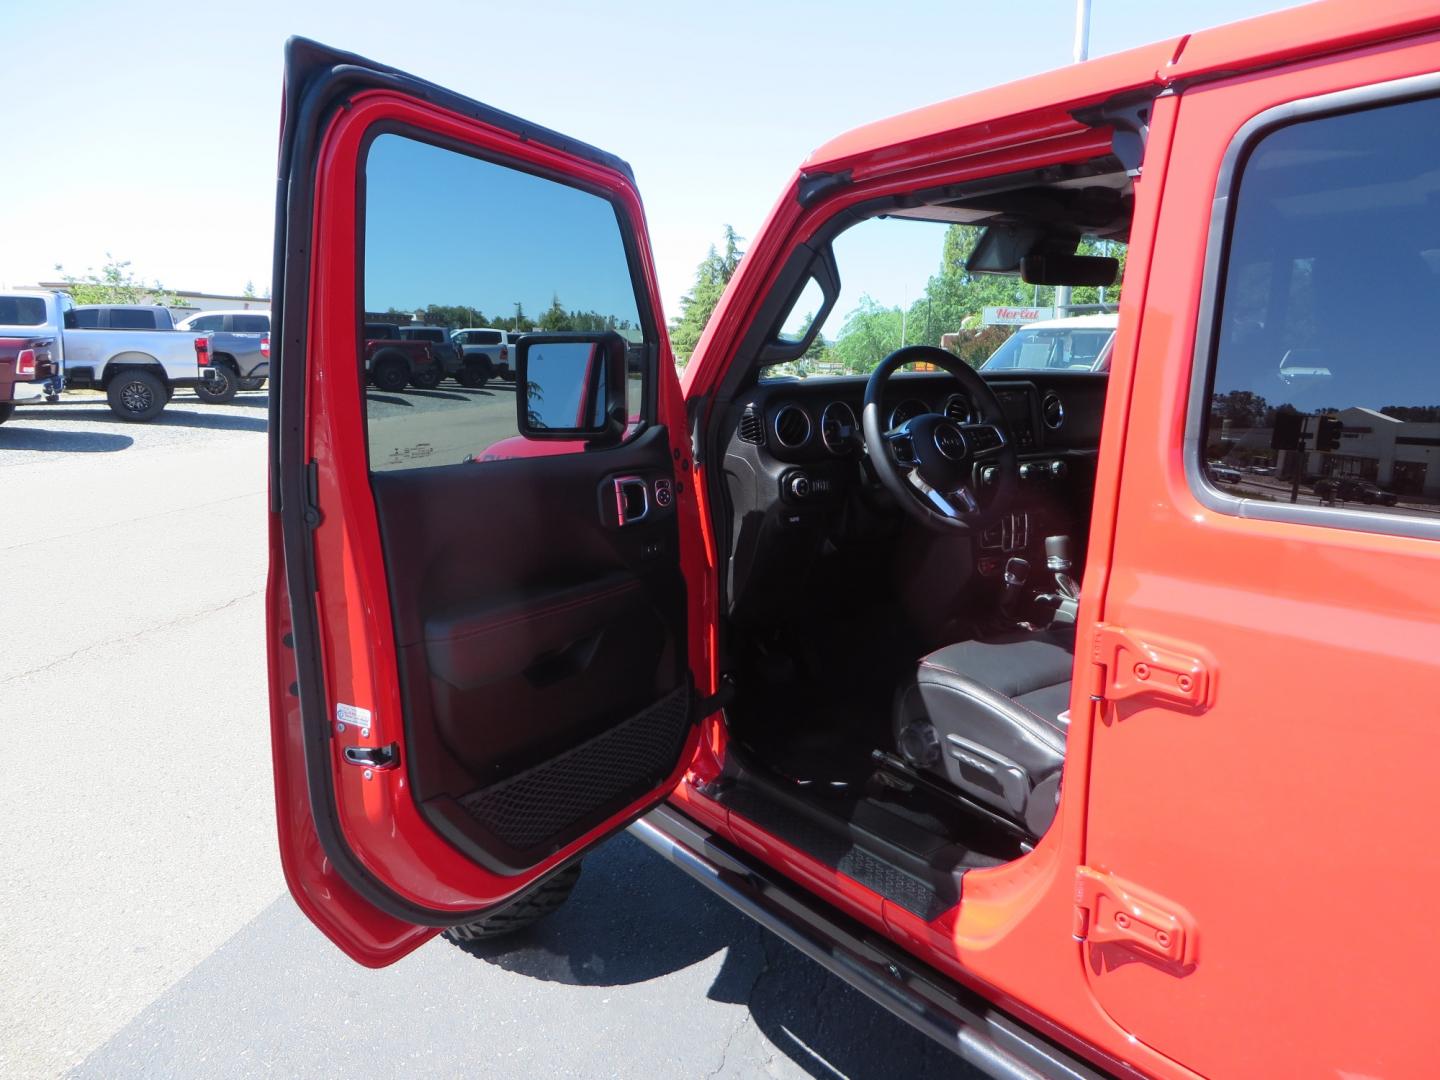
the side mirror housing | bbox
[515,331,628,447]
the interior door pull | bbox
[613,476,650,526]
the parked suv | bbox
[267,14,1440,1079]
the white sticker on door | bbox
[335,702,372,733]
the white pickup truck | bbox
[0,291,205,420]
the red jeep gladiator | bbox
[267,5,1440,1077]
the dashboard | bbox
[733,370,1105,462]
[717,370,1108,623]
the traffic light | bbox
[1315,414,1343,452]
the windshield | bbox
[979,325,1115,372]
[757,214,1125,380]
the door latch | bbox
[1074,866,1197,969]
[1092,624,1212,709]
[343,743,398,769]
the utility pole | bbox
[1055,0,1092,320]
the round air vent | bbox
[772,404,813,449]
[820,401,858,455]
[944,393,974,424]
[1042,391,1065,430]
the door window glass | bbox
[1203,95,1440,520]
[232,314,269,332]
[362,133,649,472]
[109,308,158,330]
[0,297,48,325]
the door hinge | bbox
[1091,623,1212,709]
[1073,866,1197,969]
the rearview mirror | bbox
[1021,253,1119,287]
[516,331,628,446]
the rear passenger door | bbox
[268,39,705,965]
[1080,37,1440,1078]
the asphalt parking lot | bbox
[0,387,974,1080]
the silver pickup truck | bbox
[0,291,204,421]
[177,310,270,399]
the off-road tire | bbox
[442,862,582,944]
[370,354,409,393]
[455,359,491,389]
[0,402,14,426]
[106,369,168,422]
[195,364,239,405]
[409,364,443,390]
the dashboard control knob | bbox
[1018,462,1036,482]
[1049,459,1068,480]
[788,474,812,500]
[979,465,999,487]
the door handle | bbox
[612,476,650,526]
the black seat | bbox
[892,626,1075,837]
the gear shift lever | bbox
[1044,535,1080,600]
[1000,557,1030,621]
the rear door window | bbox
[1199,92,1440,525]
[232,314,269,332]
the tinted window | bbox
[363,133,648,472]
[232,314,269,332]
[187,314,224,332]
[460,330,502,346]
[109,309,158,330]
[69,308,101,328]
[1203,95,1440,520]
[0,297,47,325]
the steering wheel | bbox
[862,345,1018,533]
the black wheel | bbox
[195,364,239,405]
[409,363,443,390]
[239,376,266,392]
[442,862,582,944]
[455,359,491,388]
[106,369,168,422]
[0,402,14,426]
[370,354,408,392]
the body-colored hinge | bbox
[1073,866,1197,969]
[1091,623,1212,709]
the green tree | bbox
[55,254,182,307]
[538,293,574,332]
[670,226,744,364]
[242,280,257,299]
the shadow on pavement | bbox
[402,388,473,403]
[449,832,970,1079]
[0,425,134,453]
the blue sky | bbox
[1,0,1297,318]
[365,134,642,321]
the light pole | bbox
[513,301,522,329]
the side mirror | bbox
[516,331,628,447]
